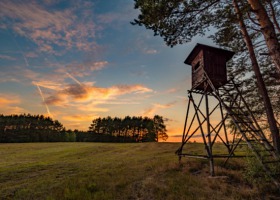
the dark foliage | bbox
[0,114,168,143]
[86,115,168,142]
[0,114,66,142]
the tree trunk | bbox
[233,0,280,154]
[247,0,280,76]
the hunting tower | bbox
[176,43,280,188]
[185,43,234,90]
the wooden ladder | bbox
[206,75,280,187]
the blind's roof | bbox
[184,43,235,65]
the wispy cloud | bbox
[97,6,134,25]
[32,80,62,90]
[144,49,158,54]
[0,54,16,60]
[56,61,108,77]
[130,65,149,79]
[25,52,38,58]
[0,0,97,54]
[0,58,107,87]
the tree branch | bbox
[177,0,221,15]
[268,0,280,33]
[247,11,260,26]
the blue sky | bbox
[0,0,214,141]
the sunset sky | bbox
[0,0,215,142]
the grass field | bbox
[0,142,278,199]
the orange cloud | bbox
[3,106,26,115]
[44,83,153,106]
[44,93,68,106]
[0,95,27,115]
[111,84,153,95]
[64,84,94,100]
[0,95,20,106]
[165,88,179,94]
[143,101,177,117]
[62,114,98,122]
[77,104,109,112]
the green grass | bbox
[0,142,278,199]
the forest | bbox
[0,114,168,143]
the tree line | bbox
[0,114,168,143]
[86,115,168,142]
[0,114,75,142]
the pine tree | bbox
[132,0,280,152]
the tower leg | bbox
[205,94,215,176]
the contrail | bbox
[11,35,30,67]
[22,54,29,67]
[66,72,82,85]
[36,84,53,118]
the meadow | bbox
[0,142,278,199]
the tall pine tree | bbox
[132,0,280,152]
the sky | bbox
[0,0,215,142]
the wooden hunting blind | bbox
[184,43,234,91]
[177,43,280,188]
